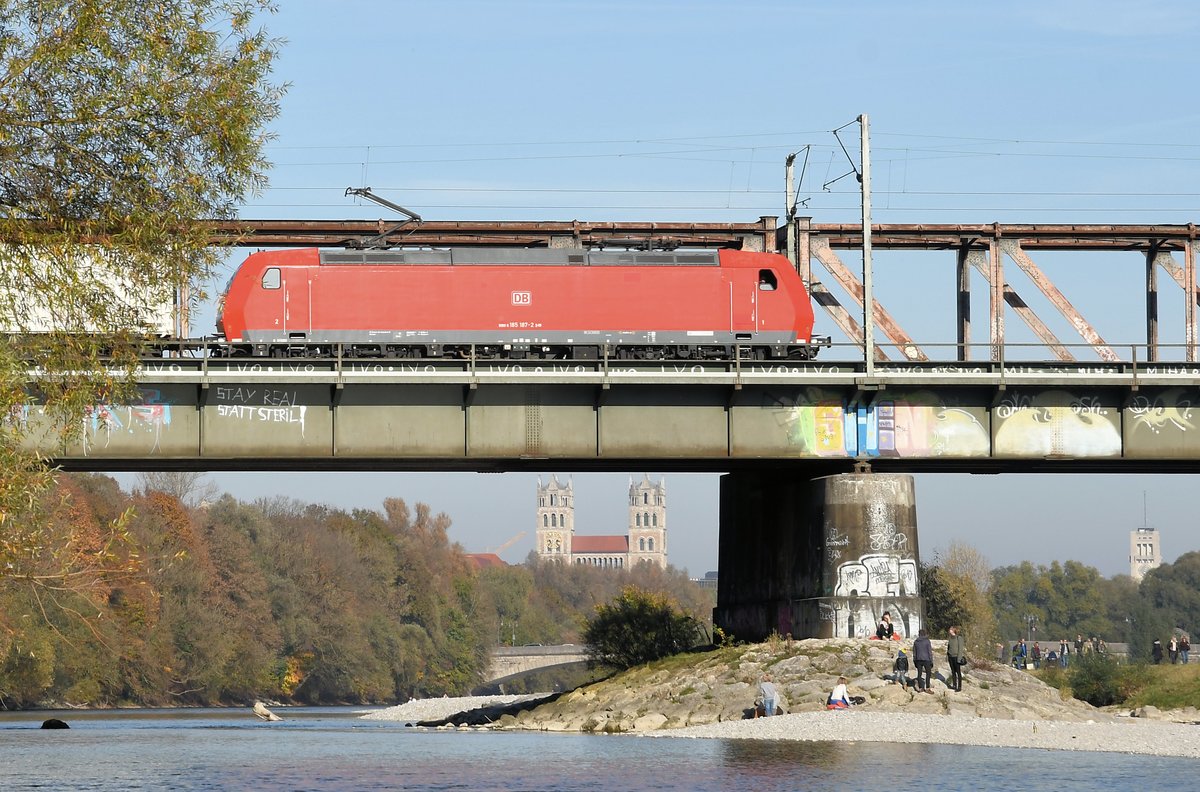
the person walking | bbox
[1152,638,1164,664]
[1181,634,1191,664]
[946,625,967,692]
[1059,638,1069,668]
[913,628,934,693]
[1169,635,1179,664]
[1031,642,1042,670]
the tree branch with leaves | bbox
[0,0,283,645]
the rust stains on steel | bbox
[201,220,1200,251]
[206,219,776,249]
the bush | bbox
[583,586,706,670]
[1067,652,1129,707]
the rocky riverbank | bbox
[363,638,1200,757]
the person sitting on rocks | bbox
[827,676,852,710]
[875,612,895,640]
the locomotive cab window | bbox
[758,269,777,291]
[261,268,281,289]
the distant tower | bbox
[628,475,667,568]
[1130,527,1161,582]
[536,475,574,562]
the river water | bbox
[0,707,1189,790]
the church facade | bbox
[535,475,667,569]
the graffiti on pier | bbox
[834,553,917,599]
[865,502,908,552]
[816,595,923,641]
[825,526,851,562]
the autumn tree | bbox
[0,1,282,647]
[921,541,996,653]
[136,471,219,509]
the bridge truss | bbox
[207,219,1200,364]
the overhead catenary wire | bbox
[240,125,1200,217]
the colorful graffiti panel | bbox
[754,388,990,458]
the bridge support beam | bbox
[714,471,923,642]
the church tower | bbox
[536,475,574,561]
[627,475,667,568]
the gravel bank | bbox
[653,710,1200,758]
[365,696,1200,758]
[361,694,550,725]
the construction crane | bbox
[488,531,526,556]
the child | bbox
[889,649,909,685]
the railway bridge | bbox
[18,220,1200,641]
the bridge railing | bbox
[116,340,1200,389]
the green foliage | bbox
[1120,663,1200,710]
[0,0,282,644]
[918,563,966,636]
[1140,551,1200,641]
[1067,651,1130,707]
[583,586,706,670]
[990,560,1130,643]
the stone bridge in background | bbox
[486,644,588,684]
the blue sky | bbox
[126,1,1200,577]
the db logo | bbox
[511,291,532,305]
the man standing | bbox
[1059,638,1070,668]
[758,674,778,717]
[913,629,934,693]
[946,625,966,692]
[1012,638,1028,670]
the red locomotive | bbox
[215,247,821,360]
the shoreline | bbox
[364,696,1200,758]
[652,710,1200,758]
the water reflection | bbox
[0,709,1195,791]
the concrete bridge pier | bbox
[714,471,923,642]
